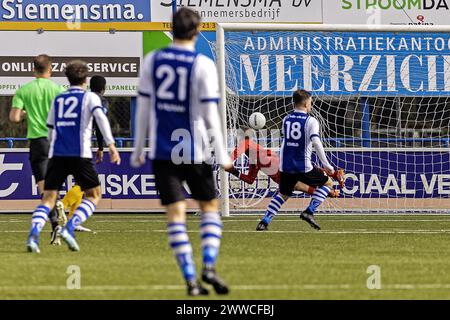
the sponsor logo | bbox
[159,0,318,22]
[341,0,450,10]
[0,0,148,22]
[0,155,23,198]
[390,15,435,25]
[409,14,435,25]
[0,56,140,77]
[234,32,450,96]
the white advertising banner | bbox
[324,0,450,25]
[152,0,323,23]
[0,31,142,96]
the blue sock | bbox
[306,186,331,214]
[263,194,286,224]
[66,199,96,234]
[200,212,223,268]
[168,223,196,282]
[28,205,50,241]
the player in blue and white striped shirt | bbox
[26,60,121,254]
[257,90,345,231]
[131,8,232,296]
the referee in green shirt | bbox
[10,54,64,244]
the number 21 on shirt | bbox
[155,64,188,102]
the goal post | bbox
[216,23,450,216]
[217,23,230,217]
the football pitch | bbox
[1,214,450,300]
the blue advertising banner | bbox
[329,151,450,198]
[0,0,151,22]
[1,150,449,201]
[0,151,158,200]
[227,31,450,96]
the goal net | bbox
[215,24,450,215]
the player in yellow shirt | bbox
[56,185,93,233]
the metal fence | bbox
[0,95,133,148]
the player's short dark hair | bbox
[65,60,89,86]
[293,89,312,107]
[34,54,52,74]
[172,8,201,40]
[90,75,106,93]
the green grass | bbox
[1,214,450,299]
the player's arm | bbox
[46,99,56,142]
[93,119,105,163]
[224,139,248,177]
[309,118,345,187]
[95,99,109,156]
[131,54,153,168]
[10,90,26,123]
[198,57,232,169]
[131,96,150,167]
[9,108,26,122]
[309,118,334,175]
[237,164,260,184]
[90,94,120,165]
[94,119,104,150]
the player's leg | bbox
[26,157,67,253]
[29,138,61,244]
[26,190,59,253]
[153,160,208,296]
[256,172,296,231]
[56,185,83,227]
[60,186,100,251]
[293,181,340,198]
[299,167,333,230]
[293,181,316,195]
[186,163,229,295]
[63,185,91,232]
[167,200,208,296]
[59,159,101,251]
[270,170,324,197]
[55,198,67,226]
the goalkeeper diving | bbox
[253,90,345,231]
[225,135,344,198]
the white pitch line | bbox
[79,219,450,223]
[3,219,450,224]
[0,284,351,291]
[2,229,450,235]
[1,284,450,292]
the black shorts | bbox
[152,160,217,206]
[29,138,50,182]
[45,157,100,191]
[279,167,329,196]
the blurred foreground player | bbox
[131,8,232,296]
